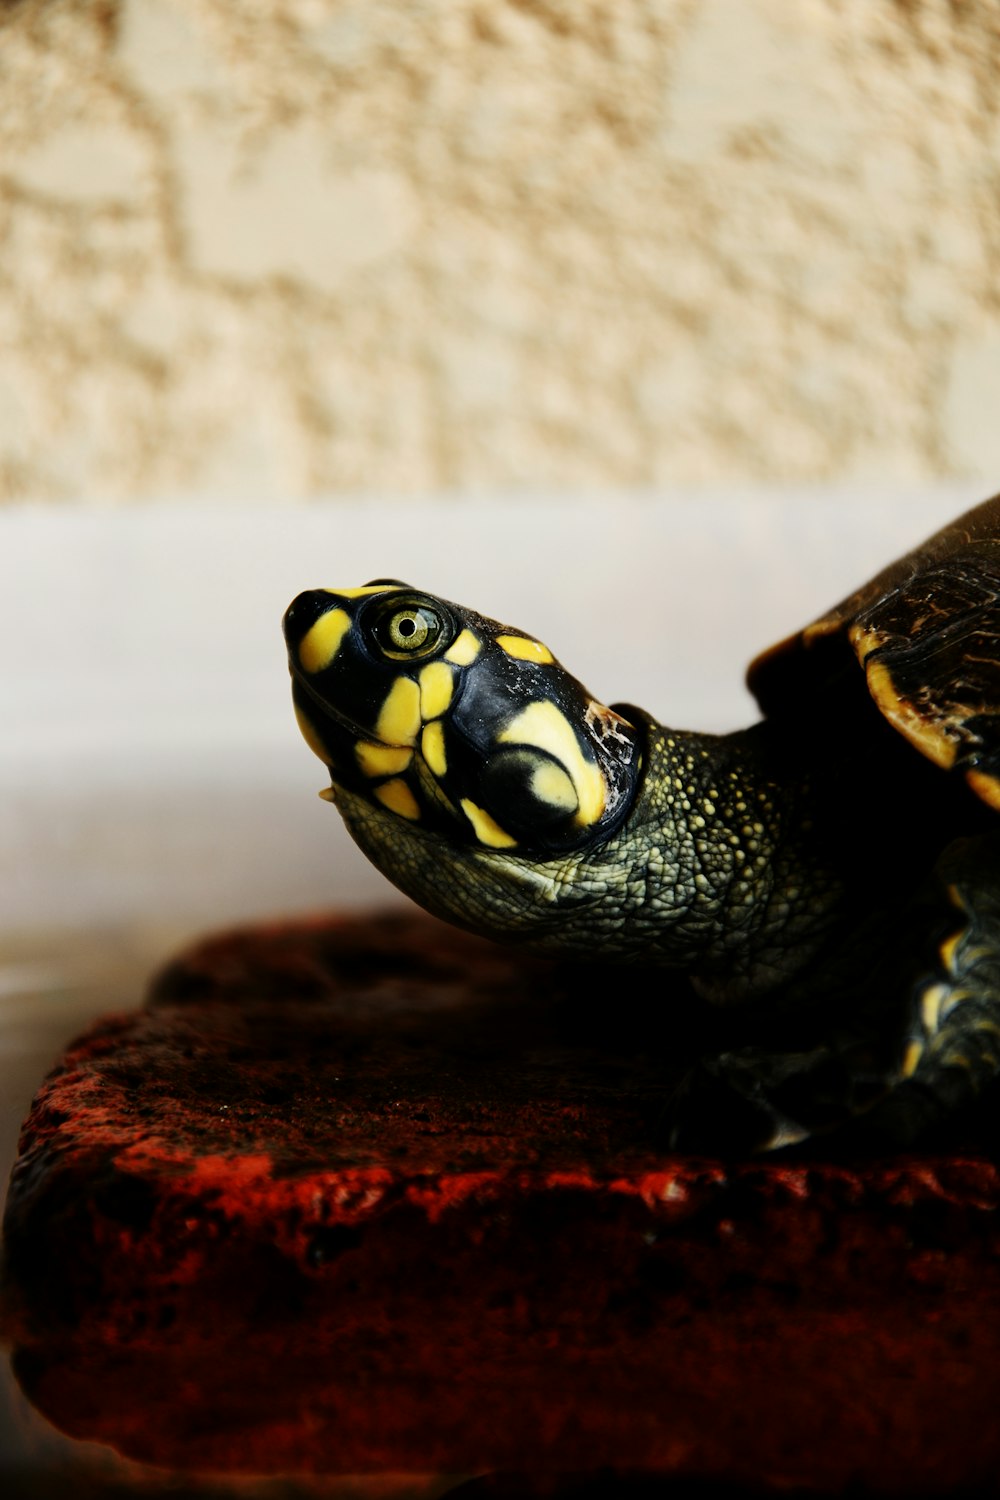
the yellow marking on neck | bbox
[460,798,518,848]
[324,585,396,599]
[419,661,454,719]
[530,760,578,812]
[499,700,606,826]
[374,778,421,820]
[356,742,414,778]
[421,720,447,776]
[375,676,421,745]
[299,607,351,674]
[445,629,481,665]
[496,634,554,665]
[294,704,331,763]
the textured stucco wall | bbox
[2,0,1000,502]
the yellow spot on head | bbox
[499,700,606,826]
[294,703,331,763]
[444,629,481,666]
[419,661,454,720]
[319,785,337,803]
[375,676,422,745]
[374,778,422,820]
[356,742,414,778]
[421,720,447,776]
[496,634,555,665]
[299,607,351,674]
[460,797,518,848]
[530,761,578,813]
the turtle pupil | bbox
[370,602,442,657]
[390,610,429,650]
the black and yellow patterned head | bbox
[283,581,641,856]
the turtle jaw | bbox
[289,665,369,746]
[330,781,597,947]
[283,591,371,777]
[287,673,404,812]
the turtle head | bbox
[283,581,641,858]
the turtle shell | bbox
[747,492,1000,812]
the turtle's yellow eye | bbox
[389,609,433,650]
[369,598,448,659]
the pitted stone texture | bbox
[2,911,1000,1488]
[2,0,1000,500]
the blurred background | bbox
[1,0,999,1487]
[4,0,1000,500]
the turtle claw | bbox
[667,1052,812,1156]
[666,1042,893,1155]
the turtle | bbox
[282,493,1000,1152]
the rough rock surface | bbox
[2,911,1000,1491]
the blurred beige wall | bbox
[1,0,999,503]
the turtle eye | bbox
[368,598,449,660]
[386,607,434,651]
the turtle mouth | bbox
[289,666,373,747]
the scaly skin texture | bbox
[332,709,854,1002]
[331,701,1000,1149]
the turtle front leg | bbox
[669,834,1000,1155]
[866,832,1000,1148]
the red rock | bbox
[2,911,1000,1491]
